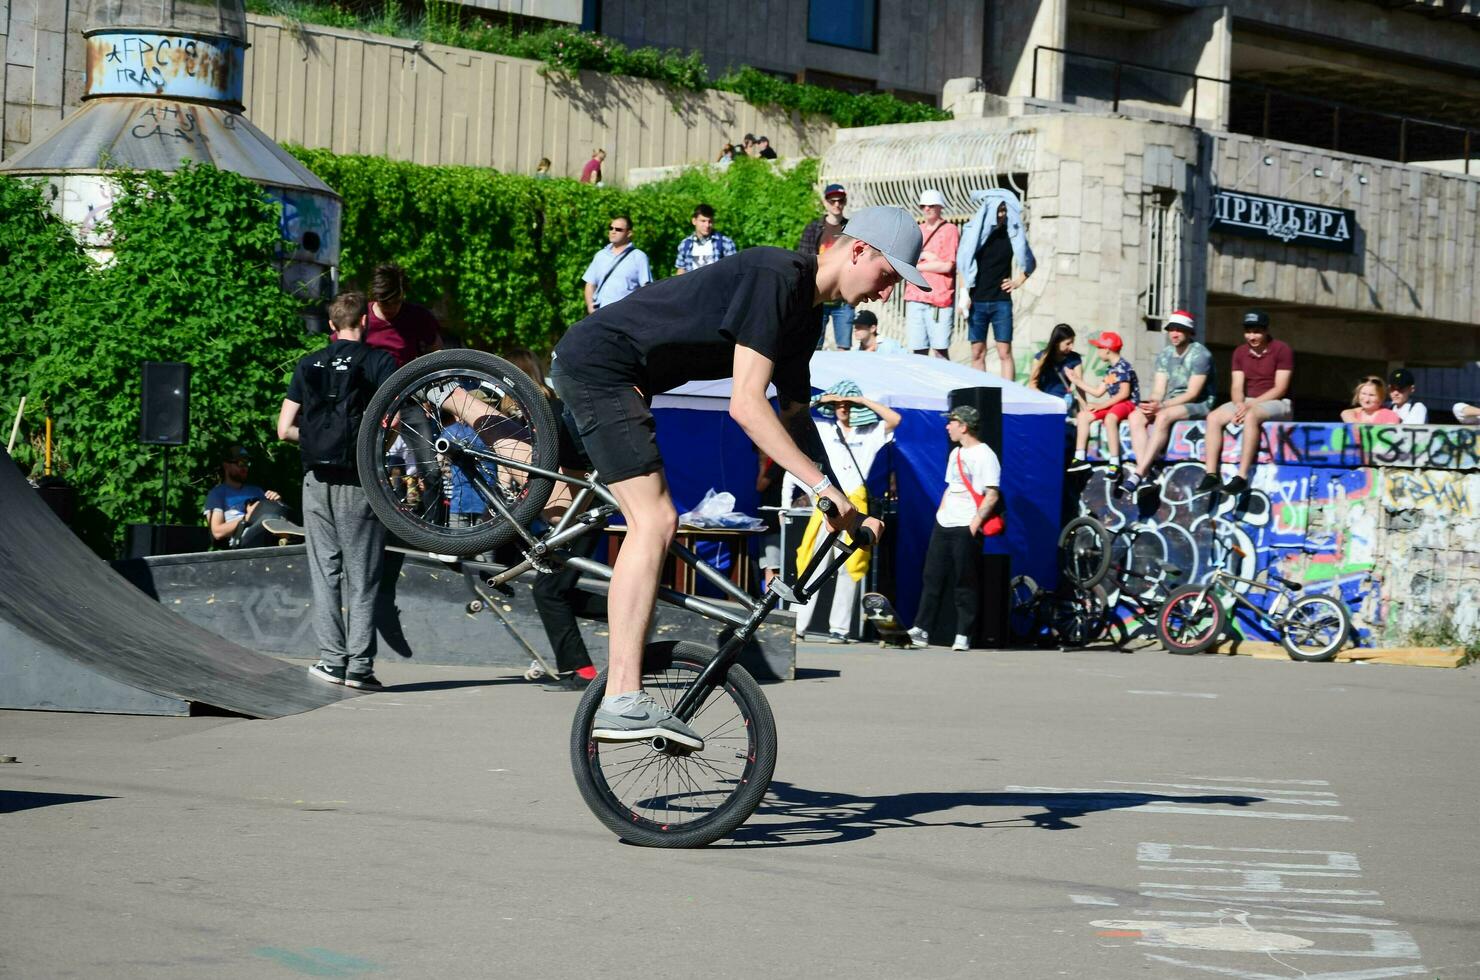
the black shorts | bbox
[549,363,663,484]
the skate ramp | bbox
[0,451,357,717]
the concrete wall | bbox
[1076,418,1480,648]
[597,0,987,101]
[0,0,87,160]
[1205,131,1480,329]
[239,15,834,184]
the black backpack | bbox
[298,345,374,470]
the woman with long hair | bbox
[1028,323,1086,412]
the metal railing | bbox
[1032,46,1475,173]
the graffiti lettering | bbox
[1383,470,1477,517]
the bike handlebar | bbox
[815,496,876,550]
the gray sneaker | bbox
[907,627,930,649]
[592,693,704,750]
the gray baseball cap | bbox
[842,206,931,291]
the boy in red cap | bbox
[1067,330,1139,478]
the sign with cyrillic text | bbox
[1210,188,1356,253]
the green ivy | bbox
[247,0,950,128]
[0,167,315,556]
[289,147,823,352]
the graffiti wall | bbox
[1077,420,1480,647]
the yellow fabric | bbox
[795,486,871,582]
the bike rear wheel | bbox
[1280,594,1351,662]
[1058,516,1112,589]
[356,350,558,555]
[1157,585,1226,654]
[570,641,777,848]
[1008,574,1043,643]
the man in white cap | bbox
[904,189,959,359]
[1123,309,1216,496]
[549,206,924,748]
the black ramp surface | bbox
[0,450,356,718]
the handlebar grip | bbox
[851,525,876,549]
[816,496,836,515]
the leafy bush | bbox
[1,167,315,556]
[288,147,822,352]
[247,0,950,127]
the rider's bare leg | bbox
[604,470,677,697]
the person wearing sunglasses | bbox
[583,216,653,313]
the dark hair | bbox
[692,203,715,220]
[328,290,368,332]
[1030,323,1077,391]
[369,264,406,303]
[610,215,632,230]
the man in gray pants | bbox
[277,290,399,689]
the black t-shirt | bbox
[286,338,398,477]
[553,247,821,405]
[970,226,1013,303]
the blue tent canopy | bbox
[653,351,1067,622]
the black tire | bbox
[569,641,777,848]
[357,350,558,555]
[1280,594,1351,662]
[1051,585,1107,648]
[1157,584,1226,654]
[1058,516,1112,589]
[1008,574,1042,643]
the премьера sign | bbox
[1210,188,1356,253]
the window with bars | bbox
[1143,189,1181,323]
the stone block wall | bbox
[1,0,88,160]
[1076,418,1480,649]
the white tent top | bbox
[654,350,1068,415]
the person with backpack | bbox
[277,290,399,690]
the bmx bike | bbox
[355,350,872,847]
[1156,546,1351,662]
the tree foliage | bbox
[289,147,823,352]
[0,166,314,555]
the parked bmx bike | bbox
[356,350,871,847]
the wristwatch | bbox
[810,475,833,497]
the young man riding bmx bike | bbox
[545,206,925,748]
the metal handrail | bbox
[1032,45,1475,172]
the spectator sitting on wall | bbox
[1067,331,1139,478]
[756,135,778,159]
[534,157,553,180]
[716,143,735,168]
[741,134,757,157]
[1453,402,1480,424]
[360,263,443,368]
[1196,308,1293,498]
[1028,323,1085,414]
[203,445,282,546]
[1387,368,1426,424]
[1123,310,1216,497]
[583,214,652,313]
[852,310,904,353]
[580,148,605,185]
[675,203,737,275]
[1341,376,1401,425]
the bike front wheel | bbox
[356,350,558,555]
[1058,516,1112,589]
[570,641,777,848]
[1280,594,1351,662]
[1158,585,1226,654]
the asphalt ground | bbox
[3,642,1477,980]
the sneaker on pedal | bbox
[593,693,704,750]
[344,673,384,691]
[907,626,930,649]
[308,662,345,685]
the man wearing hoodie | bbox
[956,189,1036,380]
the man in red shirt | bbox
[361,264,442,368]
[1197,309,1293,497]
[580,148,605,185]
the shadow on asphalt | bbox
[383,677,530,693]
[791,668,842,681]
[0,790,117,814]
[724,782,1265,848]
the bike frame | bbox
[443,438,862,721]
[1188,568,1293,632]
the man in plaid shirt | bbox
[674,203,738,274]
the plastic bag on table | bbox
[678,488,767,530]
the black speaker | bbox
[947,386,1003,458]
[140,361,191,446]
[976,554,1012,648]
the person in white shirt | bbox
[784,380,900,643]
[1386,368,1427,424]
[907,405,1001,652]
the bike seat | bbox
[1270,573,1302,591]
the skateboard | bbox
[862,591,913,648]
